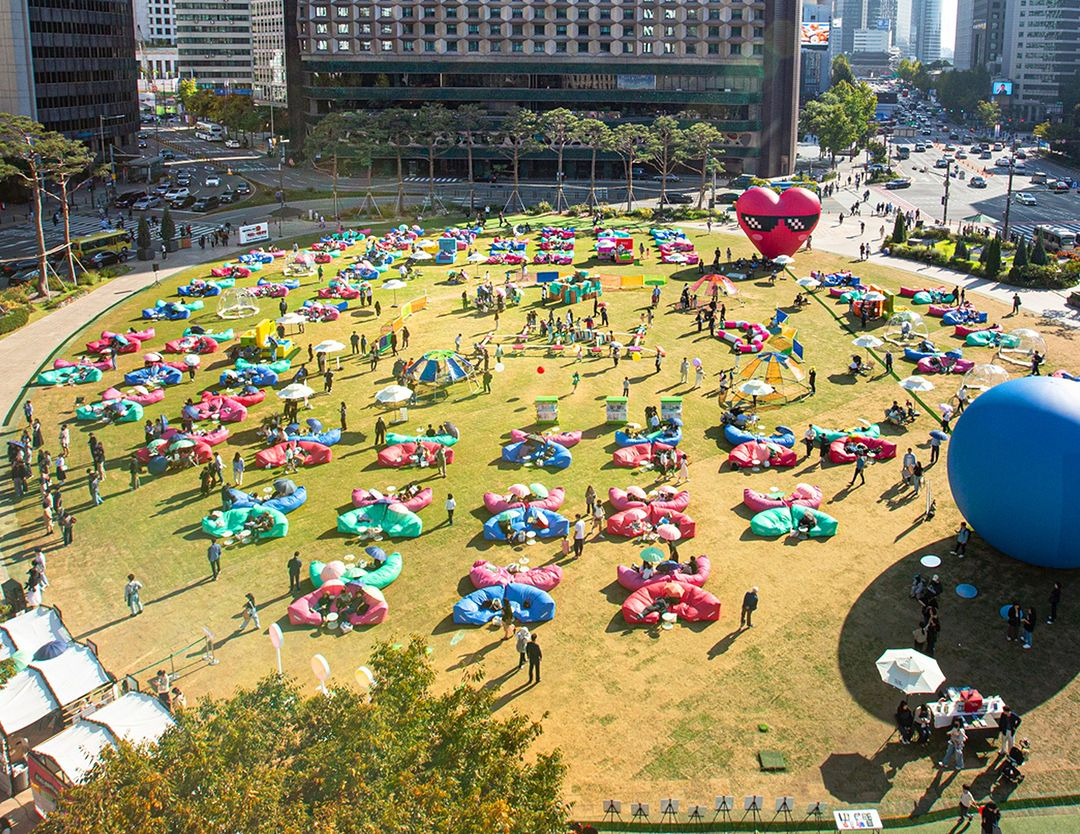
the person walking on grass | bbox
[207,539,222,580]
[515,625,531,669]
[958,784,976,823]
[125,574,144,616]
[591,500,605,534]
[1021,606,1036,649]
[435,443,447,478]
[374,416,387,446]
[87,469,103,506]
[680,357,689,384]
[571,371,581,393]
[952,522,971,557]
[526,633,542,684]
[848,452,867,487]
[232,452,244,486]
[129,454,141,491]
[938,718,967,770]
[288,552,302,594]
[740,587,758,628]
[676,454,689,485]
[339,402,348,432]
[1048,581,1062,624]
[445,492,456,526]
[573,514,586,558]
[622,376,630,397]
[239,593,260,632]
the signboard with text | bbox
[239,222,270,245]
[834,809,883,830]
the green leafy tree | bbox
[976,100,1001,131]
[32,131,99,284]
[607,123,659,212]
[136,216,151,252]
[647,115,687,207]
[538,108,579,211]
[983,237,1002,277]
[935,67,991,118]
[953,237,968,260]
[801,99,853,163]
[177,78,198,112]
[376,109,416,215]
[571,118,612,207]
[1012,237,1028,270]
[681,121,724,209]
[831,54,856,87]
[488,107,542,214]
[159,207,175,249]
[38,639,568,834]
[1030,233,1049,265]
[0,114,57,296]
[891,212,907,244]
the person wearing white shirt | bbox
[573,515,586,558]
[445,493,456,526]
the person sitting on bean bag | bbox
[636,595,670,622]
[686,555,700,575]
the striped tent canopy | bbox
[405,350,477,387]
[732,351,808,403]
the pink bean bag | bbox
[255,440,333,469]
[899,286,920,298]
[482,486,566,514]
[352,487,433,512]
[54,357,114,371]
[316,285,360,300]
[469,560,564,592]
[743,483,823,512]
[164,335,218,355]
[927,304,951,318]
[828,436,897,464]
[195,393,248,423]
[136,438,212,465]
[86,334,140,355]
[606,506,696,539]
[727,441,798,469]
[916,356,976,375]
[608,486,690,512]
[376,442,454,468]
[508,428,582,448]
[617,555,711,591]
[622,581,721,625]
[954,322,999,337]
[228,389,267,407]
[612,442,685,469]
[102,386,165,406]
[211,266,249,278]
[287,585,388,627]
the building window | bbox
[753,26,763,37]
[468,39,479,51]
[641,41,653,53]
[664,41,675,53]
[556,24,567,35]
[314,5,327,16]
[534,41,544,52]
[316,38,328,49]
[556,8,567,18]
[424,40,435,50]
[664,8,676,19]
[336,6,349,16]
[468,23,479,33]
[381,23,393,34]
[316,22,328,33]
[381,39,393,50]
[446,40,457,51]
[358,6,370,16]
[642,25,653,36]
[600,25,611,35]
[731,25,741,36]
[731,9,743,19]
[512,24,523,34]
[337,22,349,33]
[642,8,654,18]
[380,6,392,17]
[491,40,501,51]
[489,23,501,34]
[337,39,350,50]
[555,42,566,52]
[600,41,611,51]
[707,42,719,53]
[424,23,436,33]
[512,41,523,51]
[708,25,720,36]
[402,7,413,17]
[403,39,414,50]
[753,43,763,54]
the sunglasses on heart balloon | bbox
[739,214,819,233]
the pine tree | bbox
[159,208,176,249]
[983,237,1002,278]
[1030,234,1049,266]
[953,238,969,260]
[136,216,151,252]
[891,212,907,244]
[1013,237,1029,268]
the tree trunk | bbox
[59,180,78,285]
[31,179,49,298]
[395,150,405,216]
[659,147,668,206]
[427,144,435,208]
[588,146,597,207]
[466,138,475,213]
[555,146,564,211]
[625,156,634,214]
[511,146,521,213]
[697,156,708,210]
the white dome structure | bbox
[998,328,1047,366]
[884,310,928,345]
[961,363,1010,394]
[216,287,260,320]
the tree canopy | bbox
[800,81,878,160]
[39,638,568,834]
[831,55,856,88]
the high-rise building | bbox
[838,0,883,53]
[175,0,253,93]
[287,0,800,176]
[134,0,181,112]
[252,0,287,106]
[800,1,833,101]
[891,0,913,54]
[0,0,139,151]
[913,0,941,63]
[1002,0,1080,121]
[953,0,974,69]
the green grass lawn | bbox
[5,212,1080,819]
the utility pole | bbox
[1002,142,1017,242]
[332,152,339,221]
[941,157,951,226]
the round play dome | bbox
[884,311,928,345]
[961,363,1010,394]
[947,376,1080,568]
[217,287,260,320]
[998,328,1047,366]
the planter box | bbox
[137,248,153,261]
[165,239,179,253]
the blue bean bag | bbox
[501,440,572,470]
[124,365,184,387]
[142,302,191,320]
[177,283,222,297]
[615,427,683,447]
[453,583,556,625]
[904,346,963,363]
[303,299,348,312]
[286,429,341,446]
[943,309,988,326]
[220,366,278,387]
[482,507,570,541]
[184,327,234,342]
[724,424,796,448]
[227,486,308,515]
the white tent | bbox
[86,691,175,747]
[30,645,112,709]
[0,670,60,737]
[0,608,72,662]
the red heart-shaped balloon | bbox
[735,187,821,260]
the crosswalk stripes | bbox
[403,176,461,183]
[1010,221,1080,242]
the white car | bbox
[1015,193,1037,206]
[205,175,221,187]
[164,187,190,201]
[224,138,241,149]
[132,195,161,210]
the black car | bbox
[161,149,175,160]
[88,250,127,268]
[234,182,252,195]
[885,178,912,189]
[1,258,38,279]
[191,195,220,212]
[218,191,237,204]
[665,192,693,204]
[170,195,196,209]
[114,191,146,209]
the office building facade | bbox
[954,0,974,68]
[175,0,253,93]
[134,0,181,111]
[0,0,139,151]
[288,0,800,176]
[1001,0,1080,121]
[252,0,288,106]
[913,0,941,62]
[800,1,833,102]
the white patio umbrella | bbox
[278,383,315,401]
[381,279,407,306]
[313,339,347,369]
[875,648,945,695]
[899,375,935,392]
[796,277,821,289]
[467,252,487,263]
[276,312,306,335]
[375,385,413,405]
[772,255,795,266]
[409,250,432,261]
[851,335,884,350]
[862,291,887,302]
[736,379,774,408]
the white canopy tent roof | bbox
[0,644,111,736]
[31,693,175,785]
[0,671,60,736]
[0,608,72,662]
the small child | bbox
[560,535,571,559]
[958,784,976,822]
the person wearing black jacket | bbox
[1006,602,1022,642]
[980,800,1001,834]
[997,706,1022,755]
[526,633,542,684]
[1048,581,1062,624]
[895,700,915,743]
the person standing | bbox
[59,423,70,457]
[23,399,33,425]
[339,402,348,432]
[1006,602,1022,642]
[87,469,103,506]
[884,350,894,376]
[585,484,597,515]
[1048,581,1062,624]
[803,426,816,458]
[676,454,689,485]
[572,514,586,558]
[435,443,447,478]
[590,500,605,534]
[323,369,334,393]
[953,522,971,557]
[938,718,967,770]
[808,367,817,395]
[924,609,940,656]
[911,460,924,496]
[679,357,689,384]
[957,785,976,823]
[980,801,1001,834]
[514,625,531,669]
[288,552,303,594]
[125,574,144,616]
[232,452,244,486]
[621,376,630,397]
[350,331,360,354]
[1021,606,1036,649]
[902,448,916,486]
[374,416,387,446]
[997,706,1021,754]
[1012,293,1021,315]
[212,451,224,485]
[445,492,456,526]
[239,593,260,631]
[482,369,492,393]
[929,433,942,464]
[740,587,758,628]
[694,363,704,389]
[526,633,542,684]
[848,452,867,487]
[60,511,75,546]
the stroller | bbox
[997,741,1030,785]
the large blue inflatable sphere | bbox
[947,376,1080,568]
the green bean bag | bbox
[309,552,403,590]
[810,423,880,443]
[36,366,104,386]
[201,506,288,540]
[965,331,1019,348]
[235,356,292,375]
[337,503,423,539]
[385,432,458,447]
[750,506,838,538]
[75,399,144,423]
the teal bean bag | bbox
[157,298,203,312]
[810,423,880,443]
[236,356,291,375]
[185,327,235,342]
[75,399,144,424]
[309,552,403,590]
[750,506,838,538]
[385,432,458,447]
[966,331,1019,348]
[337,503,423,538]
[201,506,288,540]
[36,366,103,386]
